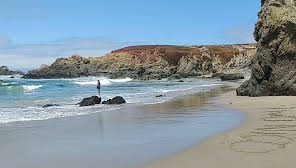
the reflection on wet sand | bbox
[140,86,233,114]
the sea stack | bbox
[237,0,296,96]
[0,66,24,76]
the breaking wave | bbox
[22,85,43,92]
[73,77,133,86]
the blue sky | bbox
[0,0,260,70]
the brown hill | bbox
[24,44,256,79]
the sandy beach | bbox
[144,90,296,168]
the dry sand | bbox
[144,90,296,168]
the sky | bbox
[0,0,261,71]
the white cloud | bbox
[0,37,139,71]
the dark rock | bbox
[168,74,182,80]
[220,73,244,81]
[42,104,60,108]
[83,59,90,64]
[212,72,223,78]
[136,66,146,77]
[178,80,185,82]
[79,96,101,107]
[237,0,296,96]
[156,95,166,98]
[0,66,24,76]
[140,74,162,80]
[102,96,126,105]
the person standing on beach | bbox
[97,80,101,97]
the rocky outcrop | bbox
[220,73,244,81]
[0,66,24,76]
[156,94,166,97]
[24,44,256,79]
[102,96,126,104]
[24,55,90,79]
[42,104,60,108]
[237,0,296,96]
[79,96,101,107]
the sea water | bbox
[0,75,244,168]
[0,75,225,124]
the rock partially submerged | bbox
[156,94,166,98]
[237,0,296,96]
[79,96,101,107]
[42,104,60,108]
[220,73,244,81]
[102,96,126,105]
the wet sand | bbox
[144,90,296,168]
[0,87,243,168]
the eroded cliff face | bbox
[237,0,296,96]
[24,44,256,79]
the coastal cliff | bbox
[24,44,256,79]
[0,66,24,76]
[237,0,296,96]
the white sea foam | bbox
[1,82,17,86]
[74,77,132,86]
[198,84,221,87]
[22,85,43,91]
[0,105,120,124]
[162,87,194,93]
[109,78,133,83]
[0,77,225,124]
[74,81,100,86]
[0,75,23,80]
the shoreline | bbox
[0,85,243,168]
[0,77,227,125]
[143,90,296,168]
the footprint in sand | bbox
[229,107,296,153]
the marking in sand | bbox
[229,107,296,153]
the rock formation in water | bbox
[24,44,256,79]
[79,96,102,107]
[237,0,296,96]
[102,96,126,105]
[0,66,24,76]
[42,104,61,108]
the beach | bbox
[4,76,295,168]
[144,90,296,168]
[0,82,244,168]
[2,0,295,167]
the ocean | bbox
[0,75,226,124]
[0,75,244,168]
